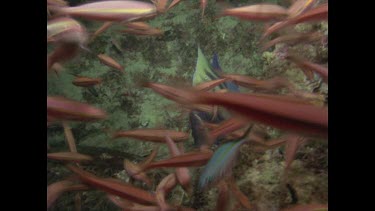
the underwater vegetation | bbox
[47,0,328,210]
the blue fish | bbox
[198,126,253,190]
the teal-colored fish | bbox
[198,126,253,190]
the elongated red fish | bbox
[194,78,228,91]
[66,165,157,205]
[263,3,328,37]
[222,74,295,92]
[51,1,157,22]
[47,0,68,7]
[47,180,88,209]
[281,204,328,211]
[97,54,124,72]
[119,28,163,36]
[47,96,107,122]
[286,54,328,83]
[167,0,182,11]
[288,0,318,17]
[147,84,328,138]
[91,21,114,41]
[155,173,178,210]
[72,76,102,87]
[47,152,93,162]
[124,22,153,30]
[201,0,208,17]
[47,17,87,45]
[165,136,191,193]
[209,117,248,143]
[47,43,80,71]
[144,150,213,170]
[221,4,289,21]
[112,129,189,143]
[124,147,157,187]
[262,32,322,51]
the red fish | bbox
[112,129,189,143]
[47,96,107,122]
[165,136,191,193]
[263,3,328,37]
[47,180,88,209]
[47,43,80,72]
[47,152,93,162]
[220,4,289,21]
[147,84,328,138]
[261,32,322,51]
[223,74,295,92]
[155,173,178,210]
[281,204,328,211]
[288,0,318,18]
[167,0,182,11]
[50,1,157,22]
[194,78,228,92]
[90,22,114,41]
[97,54,124,72]
[124,22,153,30]
[47,17,87,45]
[119,28,163,36]
[72,76,102,87]
[143,150,213,170]
[200,0,208,17]
[123,147,158,187]
[286,54,328,84]
[66,164,157,205]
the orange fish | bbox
[72,76,102,87]
[97,54,124,72]
[66,164,157,205]
[47,96,107,122]
[112,129,189,143]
